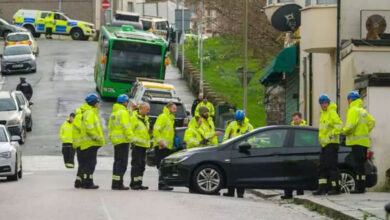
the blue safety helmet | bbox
[235,110,245,121]
[318,94,331,104]
[347,91,360,101]
[85,93,100,105]
[117,94,129,103]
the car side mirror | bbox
[11,136,21,142]
[238,142,251,153]
[29,101,34,106]
[186,111,190,116]
[0,54,2,58]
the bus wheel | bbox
[71,28,84,40]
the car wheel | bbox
[26,117,33,132]
[3,31,10,39]
[19,127,26,145]
[340,170,356,194]
[192,164,224,195]
[71,28,84,40]
[7,158,18,181]
[18,160,22,179]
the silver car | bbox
[0,91,29,144]
[0,124,22,181]
[1,44,36,74]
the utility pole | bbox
[243,0,248,113]
[336,0,341,113]
[175,0,179,66]
[199,0,204,93]
[181,0,185,78]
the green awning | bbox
[260,45,297,85]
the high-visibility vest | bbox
[59,120,73,144]
[223,118,254,142]
[184,118,204,149]
[343,99,375,147]
[318,102,343,147]
[80,104,105,150]
[153,106,175,150]
[108,103,132,146]
[129,111,150,148]
[195,101,215,117]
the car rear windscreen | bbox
[7,34,29,41]
[149,102,186,118]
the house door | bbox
[285,69,299,124]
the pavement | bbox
[248,189,390,220]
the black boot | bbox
[74,176,82,189]
[82,177,99,189]
[131,182,148,190]
[328,180,341,195]
[281,189,293,199]
[297,189,304,196]
[223,188,234,197]
[313,184,327,196]
[112,180,129,190]
[159,184,173,191]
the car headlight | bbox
[0,151,12,158]
[164,155,190,164]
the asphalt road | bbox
[0,39,329,220]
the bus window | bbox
[109,41,162,83]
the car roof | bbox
[0,91,12,99]
[145,96,182,103]
[140,81,174,91]
[141,17,167,22]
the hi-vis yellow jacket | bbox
[343,99,375,147]
[108,103,132,146]
[199,116,218,146]
[291,120,307,126]
[319,103,343,147]
[153,106,175,150]
[72,103,89,149]
[223,118,254,142]
[184,118,204,149]
[129,111,151,148]
[80,104,105,150]
[59,119,73,144]
[195,101,215,117]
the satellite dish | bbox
[366,14,387,40]
[271,4,302,32]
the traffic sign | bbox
[102,0,110,10]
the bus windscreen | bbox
[109,41,162,83]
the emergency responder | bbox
[108,94,132,190]
[191,93,203,116]
[79,94,105,189]
[291,112,307,126]
[184,116,205,149]
[223,110,253,198]
[16,77,33,101]
[283,112,306,199]
[343,91,375,194]
[313,94,343,196]
[59,113,75,168]
[44,13,53,39]
[153,103,176,191]
[195,96,215,119]
[129,102,150,190]
[72,103,89,188]
[198,107,221,146]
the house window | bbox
[268,0,273,5]
[306,0,336,6]
[278,0,294,3]
[127,2,134,12]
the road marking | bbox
[100,197,114,220]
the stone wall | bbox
[264,84,286,125]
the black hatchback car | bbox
[160,126,377,195]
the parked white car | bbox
[0,124,22,181]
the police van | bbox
[13,9,95,40]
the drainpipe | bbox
[336,0,341,113]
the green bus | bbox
[94,25,169,98]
